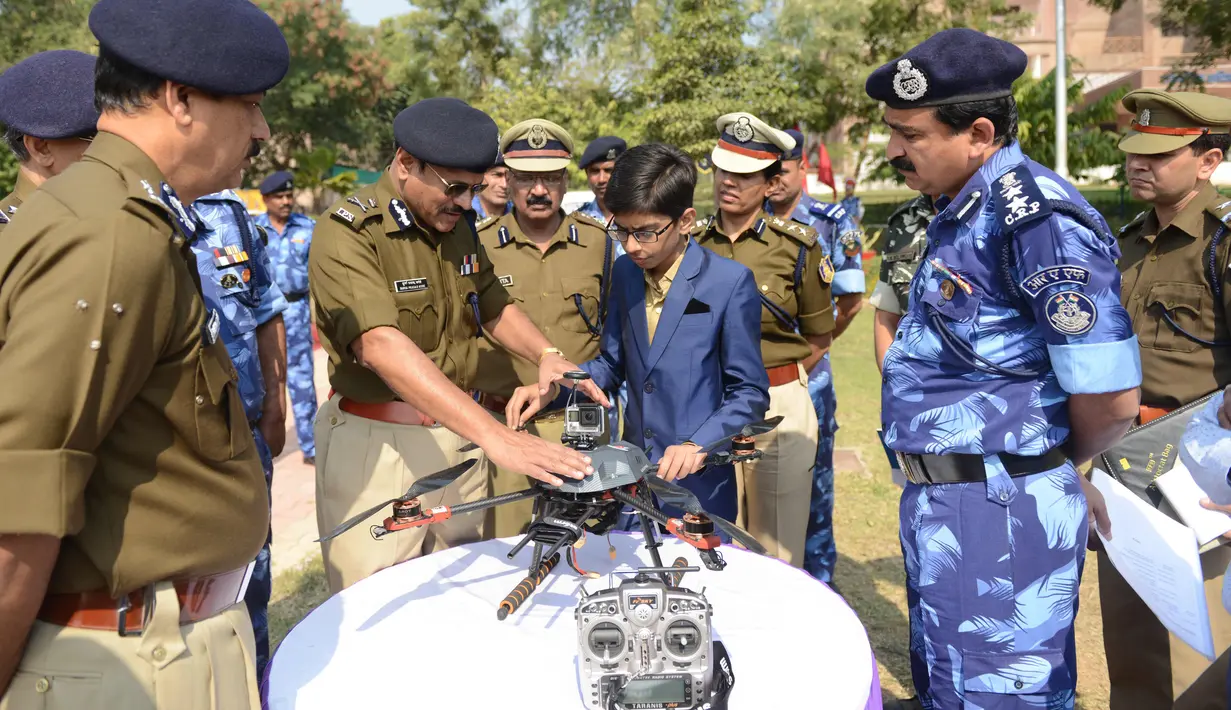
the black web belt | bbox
[896,445,1070,485]
[285,291,309,302]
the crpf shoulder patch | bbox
[1045,290,1097,336]
[993,168,1053,232]
[838,230,862,257]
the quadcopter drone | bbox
[317,371,781,621]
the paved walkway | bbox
[266,345,873,578]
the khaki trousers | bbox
[0,582,259,710]
[488,414,561,538]
[1099,544,1231,709]
[314,393,492,594]
[735,367,818,567]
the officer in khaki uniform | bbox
[0,0,289,707]
[0,49,99,231]
[474,119,614,538]
[310,98,595,594]
[1104,89,1231,709]
[693,112,835,566]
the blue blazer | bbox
[582,239,770,521]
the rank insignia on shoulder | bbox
[497,225,512,246]
[1018,265,1091,299]
[139,179,166,208]
[499,274,514,287]
[368,198,378,209]
[347,196,369,213]
[160,183,195,237]
[994,169,1052,231]
[220,273,240,289]
[839,231,862,257]
[0,211,8,224]
[389,199,415,230]
[754,218,767,236]
[460,253,479,276]
[393,277,428,293]
[819,255,835,285]
[1046,291,1097,336]
[6,205,15,214]
[568,223,579,244]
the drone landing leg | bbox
[636,511,669,585]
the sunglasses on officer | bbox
[424,162,487,199]
[605,216,679,243]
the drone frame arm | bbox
[377,489,543,535]
[609,487,723,552]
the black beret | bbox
[865,28,1027,109]
[89,0,289,96]
[0,50,99,140]
[579,136,627,169]
[393,97,499,173]
[259,170,294,195]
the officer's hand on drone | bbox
[656,443,705,482]
[506,383,557,430]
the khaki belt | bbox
[475,392,510,414]
[338,396,437,426]
[38,566,251,636]
[766,362,802,388]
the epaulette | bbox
[691,215,715,236]
[475,214,499,231]
[1211,198,1231,227]
[329,191,380,231]
[992,167,1052,234]
[571,211,607,230]
[806,201,847,223]
[765,214,818,247]
[1118,210,1149,238]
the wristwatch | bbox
[538,347,564,364]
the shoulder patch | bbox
[807,201,847,222]
[993,168,1052,232]
[1212,199,1231,225]
[571,211,607,230]
[838,230,863,257]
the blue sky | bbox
[342,0,407,26]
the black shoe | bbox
[303,455,315,466]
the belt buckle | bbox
[896,453,926,485]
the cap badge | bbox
[527,124,549,150]
[1139,109,1150,127]
[892,59,928,102]
[605,148,617,160]
[732,117,755,143]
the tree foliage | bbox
[1014,67,1127,179]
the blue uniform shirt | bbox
[191,190,288,423]
[882,142,1141,456]
[767,193,865,298]
[471,194,512,220]
[254,211,314,297]
[574,199,626,258]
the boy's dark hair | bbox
[934,96,1019,147]
[605,143,697,220]
[3,127,30,162]
[1191,133,1231,159]
[94,48,165,114]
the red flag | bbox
[814,141,837,201]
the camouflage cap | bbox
[1118,89,1231,155]
[500,118,574,172]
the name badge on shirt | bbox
[499,274,514,287]
[394,278,428,293]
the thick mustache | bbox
[889,156,916,173]
[526,197,553,207]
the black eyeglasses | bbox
[426,163,487,199]
[606,217,677,243]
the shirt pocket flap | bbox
[920,281,982,323]
[561,276,599,299]
[1146,281,1203,317]
[199,344,235,405]
[962,649,1071,696]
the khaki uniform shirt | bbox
[310,172,512,402]
[0,133,268,596]
[646,244,688,343]
[0,172,37,234]
[472,210,610,399]
[694,212,835,368]
[1118,183,1231,408]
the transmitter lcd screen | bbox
[620,677,687,703]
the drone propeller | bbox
[643,475,767,555]
[316,458,478,542]
[695,415,785,454]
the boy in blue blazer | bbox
[506,143,770,521]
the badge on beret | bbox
[527,124,549,150]
[732,117,755,143]
[220,273,240,289]
[605,148,617,160]
[1046,291,1096,336]
[819,255,835,285]
[892,59,928,102]
[1139,109,1151,127]
[389,199,414,230]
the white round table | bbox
[264,532,882,709]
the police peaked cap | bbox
[579,136,627,169]
[89,0,290,95]
[865,28,1027,109]
[259,170,295,196]
[0,50,99,140]
[393,97,500,174]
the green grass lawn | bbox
[267,269,1113,707]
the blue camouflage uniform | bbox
[840,194,864,224]
[868,29,1142,709]
[765,192,863,583]
[471,193,511,220]
[190,189,287,682]
[254,209,318,460]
